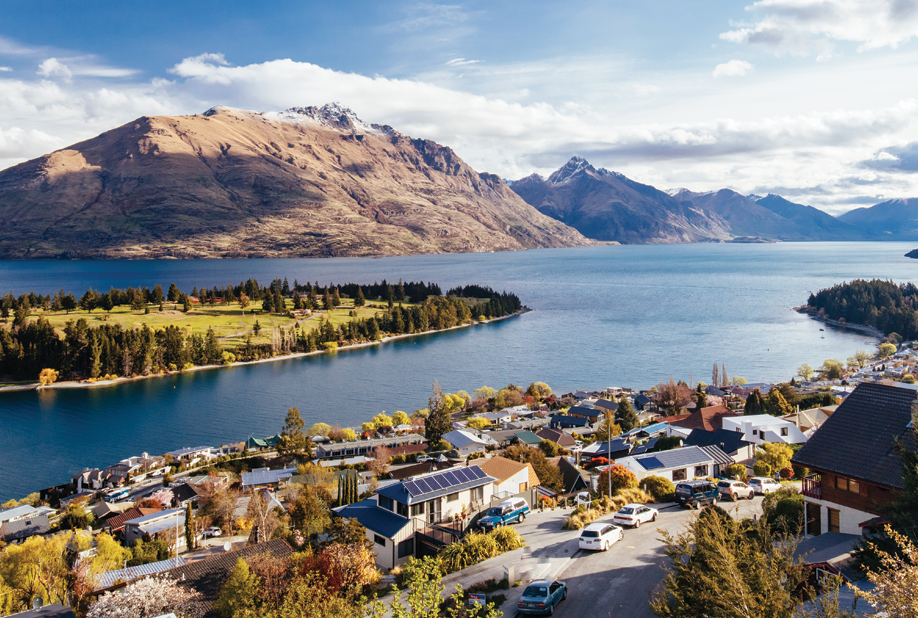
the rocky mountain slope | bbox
[511,157,866,243]
[837,198,918,238]
[0,104,591,259]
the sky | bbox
[3,0,918,214]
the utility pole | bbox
[608,411,612,497]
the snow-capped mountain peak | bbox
[548,156,595,184]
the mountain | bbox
[0,103,591,259]
[837,198,918,238]
[509,157,732,244]
[511,157,864,244]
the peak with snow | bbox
[548,156,595,184]
[203,103,398,135]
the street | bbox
[505,496,766,618]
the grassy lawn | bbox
[18,299,416,348]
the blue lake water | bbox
[1,242,916,501]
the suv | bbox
[478,498,530,530]
[749,477,782,494]
[579,522,624,551]
[675,480,719,509]
[717,480,755,501]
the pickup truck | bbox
[477,498,529,531]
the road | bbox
[542,496,765,618]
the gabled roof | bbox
[550,414,590,427]
[630,445,727,471]
[0,515,50,542]
[793,382,917,489]
[474,456,540,487]
[582,439,631,458]
[536,427,577,447]
[558,457,589,493]
[567,406,601,418]
[335,499,415,538]
[97,556,187,590]
[514,431,542,445]
[443,429,491,449]
[684,428,753,456]
[103,507,160,532]
[666,405,739,432]
[0,505,38,523]
[171,483,202,504]
[240,466,297,487]
[593,400,619,411]
[634,394,652,405]
[376,466,497,505]
[125,508,183,526]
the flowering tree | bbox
[86,576,205,618]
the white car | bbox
[578,522,624,551]
[612,504,658,528]
[202,526,222,538]
[749,477,782,495]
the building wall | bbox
[493,468,531,498]
[616,458,715,483]
[804,497,871,536]
[817,472,898,515]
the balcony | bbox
[802,474,821,499]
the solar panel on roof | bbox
[640,456,664,469]
[404,481,419,496]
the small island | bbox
[905,249,918,259]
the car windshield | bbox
[581,530,599,538]
[486,507,502,517]
[717,481,730,487]
[618,507,636,515]
[750,479,762,484]
[524,586,548,597]
[675,485,692,493]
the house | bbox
[474,456,540,497]
[123,509,189,549]
[0,505,39,524]
[165,446,215,466]
[0,514,50,544]
[335,466,498,569]
[558,457,589,493]
[102,507,161,540]
[566,406,602,422]
[514,431,543,447]
[722,414,808,445]
[615,445,733,482]
[633,422,669,439]
[581,439,632,460]
[593,400,619,413]
[170,483,204,508]
[318,456,372,468]
[442,430,496,456]
[96,556,187,591]
[536,427,577,448]
[72,468,109,492]
[549,414,591,430]
[481,429,521,447]
[633,394,654,411]
[314,434,426,460]
[784,405,837,434]
[665,405,740,434]
[792,382,917,536]
[240,467,298,488]
[505,418,549,431]
[683,429,755,463]
[389,459,455,481]
[374,443,428,459]
[570,390,596,401]
[478,411,512,425]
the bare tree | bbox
[246,491,281,544]
[652,377,693,416]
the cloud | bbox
[37,58,72,81]
[721,0,918,55]
[445,58,480,67]
[0,67,10,72]
[389,3,470,32]
[713,59,753,77]
[862,141,918,172]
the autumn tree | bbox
[425,380,451,448]
[764,389,793,417]
[504,445,560,492]
[797,363,815,381]
[878,342,897,360]
[290,487,331,543]
[215,558,259,618]
[597,464,638,497]
[653,377,692,416]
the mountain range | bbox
[0,104,590,259]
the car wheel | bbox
[618,531,624,542]
[603,541,609,551]
[548,602,554,615]
[747,492,754,500]
[520,513,526,522]
[562,589,568,601]
[635,518,641,528]
[731,493,737,502]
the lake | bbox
[1,242,915,501]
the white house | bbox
[615,445,733,483]
[477,411,512,425]
[722,414,808,445]
[473,456,540,498]
[334,466,497,569]
[123,509,191,550]
[443,430,497,456]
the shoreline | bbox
[0,308,530,394]
[793,306,885,339]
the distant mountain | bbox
[510,157,859,244]
[0,103,591,259]
[837,198,918,238]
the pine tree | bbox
[722,363,728,386]
[214,558,259,618]
[184,502,195,551]
[693,384,706,412]
[744,387,765,416]
[167,283,180,302]
[278,406,309,457]
[615,398,640,432]
[355,286,366,307]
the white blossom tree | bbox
[86,576,204,618]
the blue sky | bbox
[3,0,918,213]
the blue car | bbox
[517,579,567,615]
[477,498,529,531]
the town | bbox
[1,337,916,618]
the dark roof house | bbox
[558,457,589,493]
[536,427,577,448]
[684,428,754,458]
[0,514,50,543]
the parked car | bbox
[749,477,782,494]
[718,480,755,501]
[416,455,432,463]
[478,498,529,531]
[674,480,719,509]
[578,522,624,551]
[518,579,567,615]
[202,526,222,538]
[612,503,658,528]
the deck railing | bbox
[802,474,821,499]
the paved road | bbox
[543,496,766,618]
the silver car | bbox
[717,480,754,501]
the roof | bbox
[103,508,160,532]
[7,605,75,618]
[515,431,542,445]
[97,557,187,590]
[171,483,202,503]
[443,430,490,449]
[567,406,601,418]
[550,414,590,427]
[630,437,659,455]
[475,456,540,486]
[375,443,428,457]
[638,422,669,435]
[582,439,631,457]
[666,406,739,432]
[793,382,917,489]
[163,539,293,610]
[376,466,497,505]
[536,427,577,447]
[0,515,50,542]
[558,457,589,493]
[631,446,728,471]
[634,394,652,405]
[139,513,185,536]
[125,508,183,526]
[240,466,297,487]
[593,400,619,411]
[335,499,416,538]
[684,429,753,456]
[0,505,38,522]
[389,460,455,480]
[166,446,213,457]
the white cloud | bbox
[713,59,754,77]
[37,58,72,81]
[0,67,11,72]
[445,58,480,66]
[721,0,918,55]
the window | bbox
[694,465,708,478]
[672,469,687,481]
[519,482,528,492]
[374,534,386,546]
[781,427,789,437]
[410,503,424,517]
[396,501,408,517]
[752,429,758,436]
[447,492,459,503]
[471,486,484,502]
[828,508,840,533]
[379,496,394,511]
[397,538,414,558]
[835,476,861,494]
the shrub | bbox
[490,527,524,553]
[639,476,676,502]
[597,465,638,496]
[779,466,794,480]
[762,487,804,534]
[753,461,772,478]
[724,464,747,480]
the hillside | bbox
[837,198,918,238]
[0,104,591,259]
[511,157,867,244]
